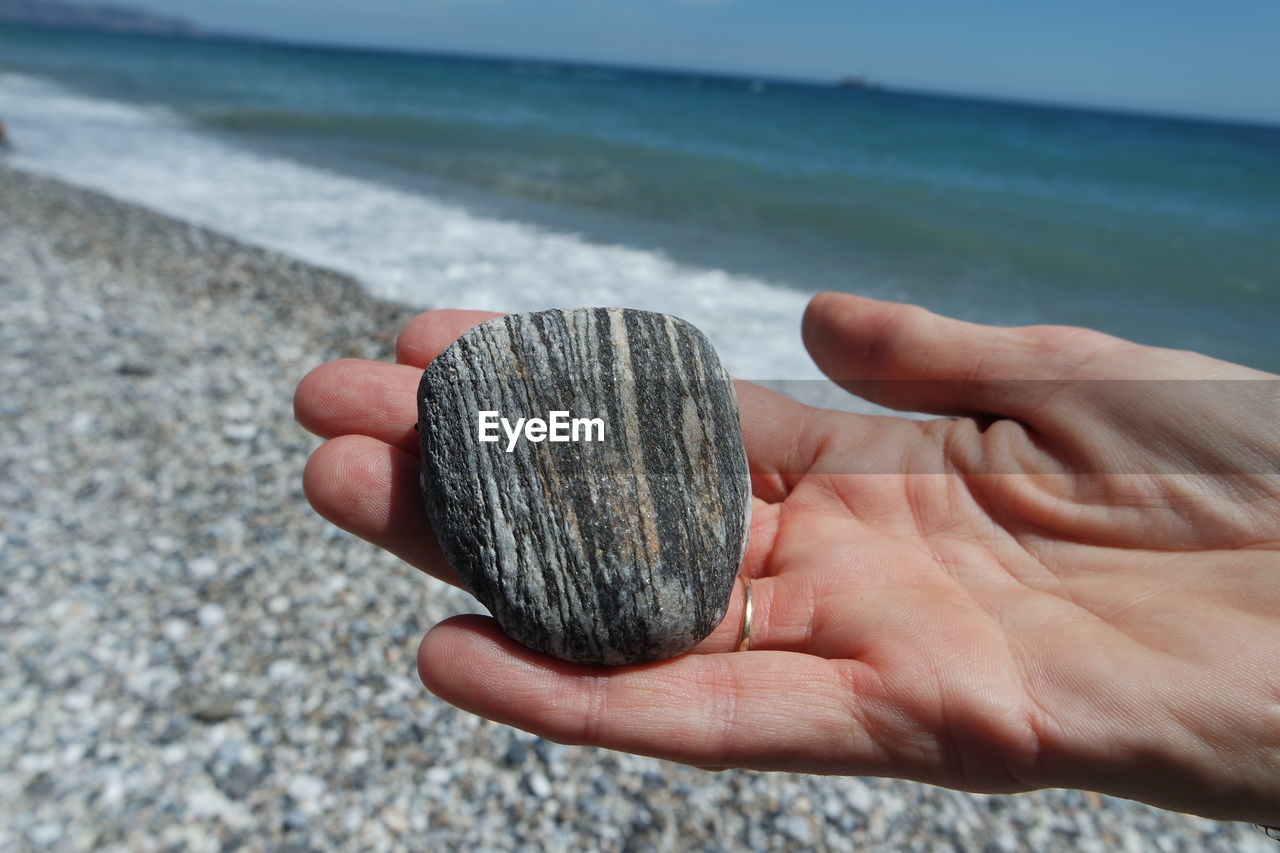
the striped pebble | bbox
[417,308,750,665]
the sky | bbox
[123,0,1280,125]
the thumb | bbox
[801,291,1119,419]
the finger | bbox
[694,494,835,655]
[295,310,505,445]
[396,309,504,367]
[302,434,460,586]
[418,614,884,774]
[801,291,1122,419]
[295,359,423,452]
[691,571,826,655]
[696,523,928,657]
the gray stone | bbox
[417,307,751,665]
[189,697,238,723]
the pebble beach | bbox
[0,163,1272,851]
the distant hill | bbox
[0,0,203,35]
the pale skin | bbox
[294,291,1280,826]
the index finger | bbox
[396,309,504,368]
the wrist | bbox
[1018,686,1280,825]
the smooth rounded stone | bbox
[417,307,751,665]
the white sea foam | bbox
[1,71,883,408]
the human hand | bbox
[294,292,1280,824]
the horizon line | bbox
[4,19,1279,132]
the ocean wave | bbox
[0,71,847,388]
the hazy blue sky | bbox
[127,0,1280,124]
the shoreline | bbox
[0,162,419,360]
[0,163,1269,850]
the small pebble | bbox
[190,698,238,723]
[222,422,258,442]
[526,772,552,799]
[287,775,326,812]
[187,557,218,580]
[197,603,226,627]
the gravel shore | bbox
[0,164,1269,852]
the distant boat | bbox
[836,76,879,92]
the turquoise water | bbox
[2,24,1278,371]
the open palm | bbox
[295,292,1280,824]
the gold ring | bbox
[735,577,753,653]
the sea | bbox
[2,24,1278,385]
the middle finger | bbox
[295,358,422,453]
